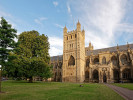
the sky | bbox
[0,0,133,56]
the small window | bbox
[67,36,68,40]
[71,35,72,39]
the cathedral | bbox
[50,21,133,83]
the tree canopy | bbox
[0,17,17,65]
[5,30,52,82]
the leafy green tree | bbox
[0,17,17,92]
[6,30,51,82]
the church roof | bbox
[86,43,133,56]
[50,55,63,62]
[50,43,133,61]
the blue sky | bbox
[0,0,133,56]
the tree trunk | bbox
[29,77,33,83]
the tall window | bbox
[75,34,77,38]
[111,56,117,66]
[68,55,75,66]
[102,57,106,64]
[121,54,128,65]
[94,58,99,64]
[86,58,90,67]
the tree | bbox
[0,17,17,92]
[5,30,52,82]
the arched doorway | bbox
[93,69,99,83]
[113,69,120,83]
[103,73,107,83]
[122,69,131,80]
[85,71,89,80]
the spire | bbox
[127,42,129,49]
[82,26,85,33]
[89,42,91,47]
[117,44,119,51]
[77,20,81,31]
[63,25,67,34]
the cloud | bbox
[117,23,133,33]
[67,3,71,13]
[34,17,47,26]
[53,1,58,7]
[68,0,132,49]
[54,23,64,29]
[67,3,72,17]
[49,37,63,56]
[0,10,17,28]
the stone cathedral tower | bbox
[62,21,85,82]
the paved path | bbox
[105,84,133,100]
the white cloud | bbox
[67,3,72,17]
[54,23,64,29]
[117,23,133,33]
[49,37,63,56]
[34,17,47,26]
[67,3,71,13]
[68,0,131,49]
[53,1,58,7]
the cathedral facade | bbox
[50,21,133,83]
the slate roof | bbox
[86,44,133,56]
[50,43,133,61]
[50,55,63,62]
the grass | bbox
[0,80,124,100]
[112,83,133,90]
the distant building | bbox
[50,21,133,83]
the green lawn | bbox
[0,80,124,100]
[112,83,133,90]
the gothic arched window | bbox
[86,58,90,67]
[121,54,128,65]
[102,57,106,64]
[94,58,99,64]
[68,55,75,66]
[111,56,117,66]
[75,34,77,38]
